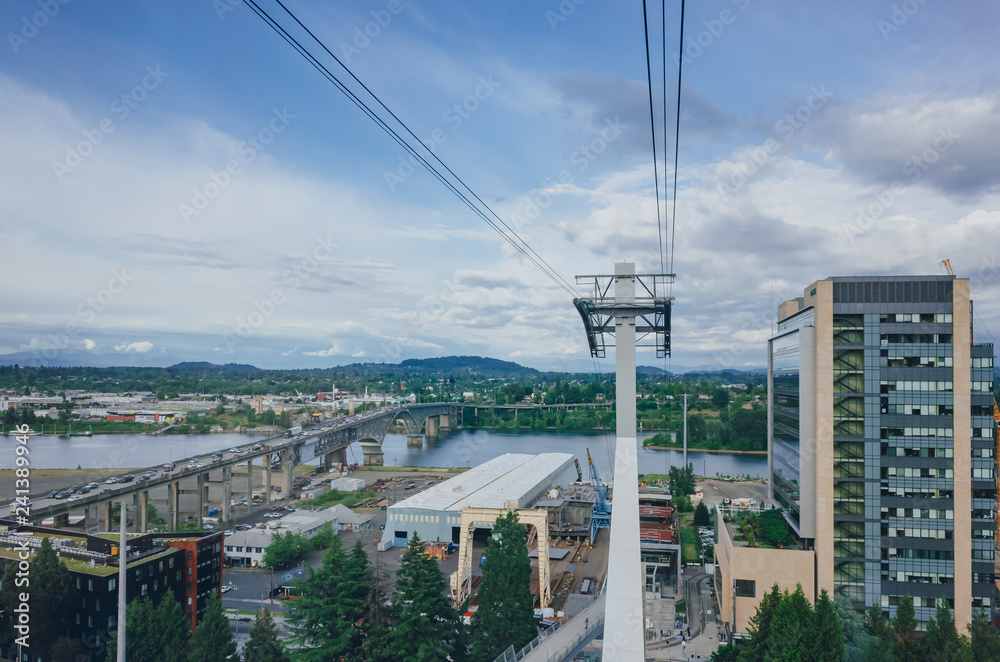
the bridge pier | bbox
[360,441,384,467]
[275,448,294,498]
[53,512,70,528]
[264,461,272,501]
[425,415,439,438]
[221,465,232,523]
[197,473,207,522]
[168,480,179,530]
[104,501,113,531]
[406,434,423,447]
[86,504,100,533]
[438,413,450,431]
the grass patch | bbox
[298,488,377,509]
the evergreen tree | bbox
[361,545,395,662]
[891,595,922,661]
[864,602,895,662]
[244,609,289,662]
[0,562,19,657]
[105,597,160,662]
[809,589,843,662]
[741,583,781,662]
[383,534,464,661]
[966,610,1000,661]
[709,641,739,662]
[763,585,812,662]
[156,588,193,662]
[28,537,75,660]
[286,536,367,661]
[693,501,712,527]
[833,595,871,662]
[191,591,237,662]
[923,599,961,662]
[470,510,537,662]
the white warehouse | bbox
[381,453,577,547]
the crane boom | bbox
[586,447,611,542]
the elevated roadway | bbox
[16,403,456,532]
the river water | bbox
[1,430,767,478]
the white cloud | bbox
[82,339,97,350]
[114,341,153,353]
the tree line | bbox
[712,584,1000,662]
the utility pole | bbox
[117,502,127,662]
[683,394,689,469]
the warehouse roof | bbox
[389,453,574,512]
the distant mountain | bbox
[637,365,672,375]
[338,355,540,377]
[167,362,260,372]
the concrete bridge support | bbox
[197,473,207,521]
[53,512,70,528]
[131,491,148,532]
[425,415,439,438]
[275,448,294,498]
[86,504,100,533]
[264,462,272,501]
[221,465,232,523]
[406,434,423,447]
[167,480,179,530]
[360,441,384,466]
[104,501,113,531]
[438,413,450,431]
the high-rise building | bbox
[767,275,995,628]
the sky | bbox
[1,0,998,372]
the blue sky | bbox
[1,0,998,371]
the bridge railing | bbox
[492,585,606,662]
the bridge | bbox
[19,403,457,533]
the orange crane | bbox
[941,258,956,275]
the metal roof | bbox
[389,453,575,512]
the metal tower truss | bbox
[573,273,674,358]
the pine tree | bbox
[105,597,161,662]
[360,544,395,662]
[764,585,812,662]
[470,510,537,662]
[156,587,193,662]
[244,609,289,662]
[191,591,237,662]
[892,595,922,661]
[286,536,366,661]
[742,583,782,662]
[966,610,1000,661]
[923,599,960,662]
[864,602,895,662]
[384,534,464,661]
[810,589,843,662]
[28,537,75,659]
[693,501,712,527]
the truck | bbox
[285,426,303,437]
[730,498,756,508]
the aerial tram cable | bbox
[242,0,580,299]
[641,0,667,276]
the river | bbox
[1,430,767,478]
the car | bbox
[68,485,82,494]
[220,584,233,594]
[118,475,134,483]
[162,463,175,472]
[136,476,149,483]
[228,448,240,453]
[85,482,99,490]
[77,487,91,494]
[8,500,31,512]
[54,491,72,499]
[236,524,252,531]
[100,489,112,496]
[45,490,59,499]
[105,477,119,484]
[68,495,83,501]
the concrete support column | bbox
[104,501,113,531]
[167,481,179,530]
[53,512,70,528]
[139,491,148,532]
[360,441,384,466]
[322,453,332,472]
[196,473,206,522]
[425,415,439,438]
[264,461,272,501]
[246,460,254,505]
[406,434,423,447]
[281,449,294,499]
[438,413,450,431]
[86,504,99,533]
[132,492,141,531]
[222,465,232,523]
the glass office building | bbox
[768,275,995,626]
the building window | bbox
[109,578,116,591]
[734,579,756,598]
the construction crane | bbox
[941,258,956,276]
[586,448,611,542]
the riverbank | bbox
[644,445,766,456]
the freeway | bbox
[10,403,453,527]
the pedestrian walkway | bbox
[517,595,605,662]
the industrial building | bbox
[716,274,996,636]
[381,453,579,547]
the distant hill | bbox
[167,362,260,372]
[343,355,541,378]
